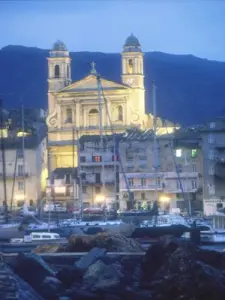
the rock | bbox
[75,247,106,272]
[56,265,83,287]
[83,260,123,292]
[148,243,225,300]
[64,288,99,299]
[141,242,165,281]
[33,243,63,254]
[10,252,55,292]
[40,276,64,300]
[67,232,143,253]
[196,248,225,270]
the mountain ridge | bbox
[0,45,225,126]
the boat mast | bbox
[152,81,159,212]
[21,102,26,205]
[76,129,83,220]
[0,99,8,223]
[93,63,106,219]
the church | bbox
[46,34,150,170]
[46,34,175,171]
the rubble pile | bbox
[5,237,225,300]
[34,232,144,254]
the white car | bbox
[43,203,67,213]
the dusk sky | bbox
[1,0,225,61]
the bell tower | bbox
[47,40,71,92]
[121,33,144,89]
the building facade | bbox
[46,34,149,171]
[78,135,120,209]
[118,129,203,212]
[0,135,48,209]
[200,118,225,215]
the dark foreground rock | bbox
[7,237,225,300]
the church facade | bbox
[46,34,148,170]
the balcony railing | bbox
[0,172,30,178]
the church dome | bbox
[52,40,67,51]
[124,34,141,47]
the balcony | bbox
[164,172,199,179]
[82,178,115,185]
[120,184,163,192]
[0,172,30,179]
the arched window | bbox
[65,107,72,123]
[89,109,99,127]
[128,59,133,74]
[54,65,60,78]
[67,65,70,78]
[118,105,123,121]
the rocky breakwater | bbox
[4,235,225,300]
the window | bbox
[65,174,71,184]
[17,149,23,158]
[92,156,102,162]
[192,164,197,172]
[66,108,72,123]
[18,181,24,191]
[191,149,197,158]
[209,164,215,175]
[141,178,146,186]
[191,180,197,189]
[175,149,182,157]
[95,186,101,194]
[82,186,87,194]
[141,192,146,200]
[80,156,86,163]
[208,134,214,144]
[54,65,60,78]
[208,149,215,160]
[128,59,133,74]
[89,109,99,126]
[18,165,24,176]
[157,178,161,186]
[210,122,216,129]
[128,178,133,187]
[67,65,70,78]
[118,106,123,121]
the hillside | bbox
[0,45,225,125]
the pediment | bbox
[59,74,128,93]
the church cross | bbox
[90,61,97,74]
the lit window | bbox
[92,156,102,162]
[191,149,197,158]
[175,149,182,157]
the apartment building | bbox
[78,135,121,209]
[119,129,203,212]
[0,134,47,209]
[199,118,225,215]
[45,167,79,208]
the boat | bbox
[10,231,62,244]
[131,214,191,241]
